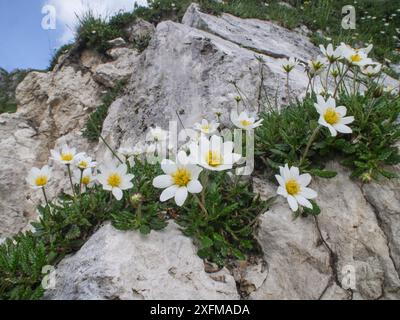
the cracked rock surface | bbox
[44,222,240,300]
[249,162,400,300]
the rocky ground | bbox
[1,4,399,300]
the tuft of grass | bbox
[83,79,127,141]
[76,11,123,54]
[48,44,74,71]
[0,68,29,114]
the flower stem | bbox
[300,126,320,167]
[333,64,351,98]
[79,169,83,197]
[66,164,76,197]
[325,62,331,91]
[194,194,208,218]
[286,73,291,105]
[41,187,49,207]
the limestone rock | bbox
[362,164,400,277]
[44,222,240,300]
[101,20,310,150]
[249,162,400,300]
[0,32,145,236]
[93,48,139,88]
[107,37,127,48]
[182,3,319,62]
[125,18,155,44]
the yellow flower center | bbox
[61,153,73,162]
[350,54,362,62]
[35,175,48,187]
[240,120,251,127]
[107,173,121,188]
[206,151,223,167]
[78,161,88,168]
[285,179,300,196]
[172,168,191,187]
[201,125,210,133]
[81,176,91,186]
[324,107,340,125]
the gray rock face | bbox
[182,3,318,62]
[249,162,400,300]
[93,47,139,88]
[101,19,311,150]
[0,44,137,236]
[125,18,155,44]
[44,222,239,300]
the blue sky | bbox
[0,0,147,72]
[0,0,61,71]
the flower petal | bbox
[187,180,203,194]
[112,188,123,200]
[160,185,178,202]
[277,186,288,197]
[298,173,312,187]
[287,195,299,212]
[174,187,188,206]
[336,106,347,117]
[153,175,173,189]
[275,174,285,187]
[161,159,177,175]
[295,195,313,209]
[340,116,354,125]
[301,187,318,199]
[334,123,352,134]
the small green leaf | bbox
[139,225,151,235]
[309,169,337,178]
[200,236,213,248]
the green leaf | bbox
[309,169,337,179]
[139,225,151,235]
[200,236,213,248]
[303,200,321,216]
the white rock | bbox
[44,222,240,300]
[249,162,400,300]
[182,3,318,62]
[107,37,127,47]
[125,18,155,44]
[101,20,310,149]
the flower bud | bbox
[130,193,143,207]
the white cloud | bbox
[45,0,148,44]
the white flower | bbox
[146,143,156,154]
[319,44,341,62]
[50,144,83,165]
[308,56,327,75]
[148,126,168,142]
[26,165,52,189]
[118,146,136,161]
[213,107,224,118]
[74,154,96,169]
[282,57,299,73]
[189,135,241,171]
[133,142,146,156]
[97,161,134,200]
[230,110,263,130]
[315,95,354,137]
[153,151,203,207]
[361,63,382,77]
[193,119,220,135]
[275,164,317,212]
[73,168,96,189]
[338,43,373,66]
